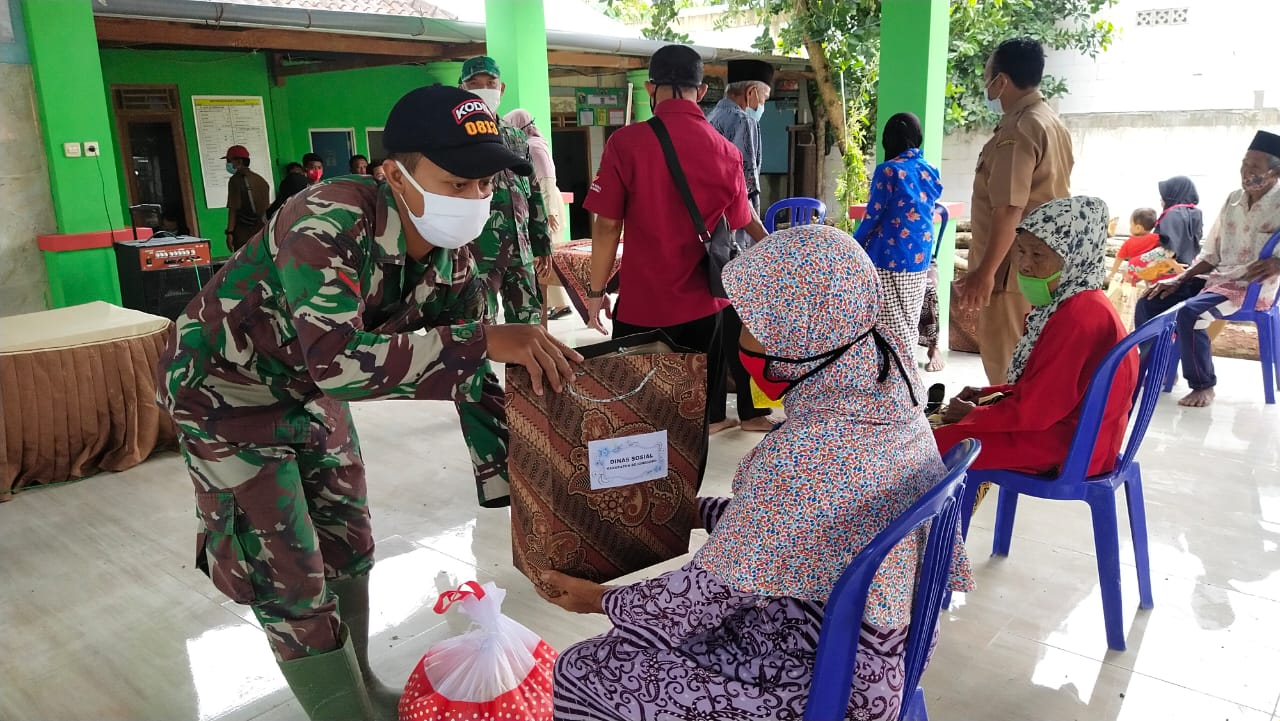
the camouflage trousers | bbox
[178,406,374,662]
[451,268,544,509]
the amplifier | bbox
[115,236,218,320]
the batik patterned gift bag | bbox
[506,331,707,590]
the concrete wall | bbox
[942,0,1280,228]
[0,0,55,316]
[1045,0,1280,116]
[941,109,1280,228]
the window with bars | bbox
[1136,7,1189,26]
[113,87,179,112]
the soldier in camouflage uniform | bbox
[456,56,556,508]
[157,86,579,721]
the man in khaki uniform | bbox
[958,37,1074,384]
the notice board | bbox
[575,87,627,127]
[191,95,274,209]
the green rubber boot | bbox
[330,575,403,721]
[276,626,374,721]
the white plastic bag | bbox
[399,581,557,721]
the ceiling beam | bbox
[94,16,482,58]
[546,50,645,71]
[276,54,430,78]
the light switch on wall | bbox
[63,142,82,158]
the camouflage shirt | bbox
[467,121,553,323]
[158,177,488,445]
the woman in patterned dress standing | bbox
[539,224,973,721]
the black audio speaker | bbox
[115,236,217,320]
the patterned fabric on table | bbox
[507,334,707,590]
[550,240,623,323]
[695,224,973,625]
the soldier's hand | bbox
[487,324,582,395]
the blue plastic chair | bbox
[764,197,826,233]
[1162,230,1280,403]
[805,439,981,721]
[952,304,1182,651]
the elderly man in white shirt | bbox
[1140,130,1280,407]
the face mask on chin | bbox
[392,160,491,251]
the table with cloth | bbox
[539,239,624,324]
[0,301,176,501]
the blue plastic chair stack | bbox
[1163,229,1280,404]
[953,304,1182,651]
[764,197,826,233]
[805,439,981,721]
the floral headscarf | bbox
[1007,196,1110,383]
[693,225,972,618]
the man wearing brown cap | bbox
[1141,129,1280,407]
[222,144,271,252]
[158,86,580,721]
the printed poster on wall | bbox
[191,95,274,209]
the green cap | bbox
[460,56,501,84]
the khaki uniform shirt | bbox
[971,91,1074,290]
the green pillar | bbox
[875,0,953,341]
[627,69,653,122]
[24,0,125,307]
[483,0,551,138]
[423,61,465,88]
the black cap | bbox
[1248,130,1280,159]
[727,59,775,86]
[649,44,704,87]
[383,85,532,178]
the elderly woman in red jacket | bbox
[934,196,1139,476]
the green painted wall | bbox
[877,0,955,338]
[484,0,552,142]
[276,64,437,167]
[99,49,285,257]
[23,0,123,307]
[24,0,124,234]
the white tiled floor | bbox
[2,316,1278,721]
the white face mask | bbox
[470,87,503,115]
[984,76,1005,115]
[393,161,491,250]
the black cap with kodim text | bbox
[383,85,533,178]
[648,44,704,88]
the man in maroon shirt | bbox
[585,44,767,436]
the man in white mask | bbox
[157,84,580,721]
[456,56,556,507]
[957,36,1074,385]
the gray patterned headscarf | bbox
[1006,196,1110,383]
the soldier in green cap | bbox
[157,85,580,721]
[456,55,555,507]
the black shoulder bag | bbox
[648,116,740,299]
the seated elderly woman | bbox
[538,224,973,721]
[934,196,1139,475]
